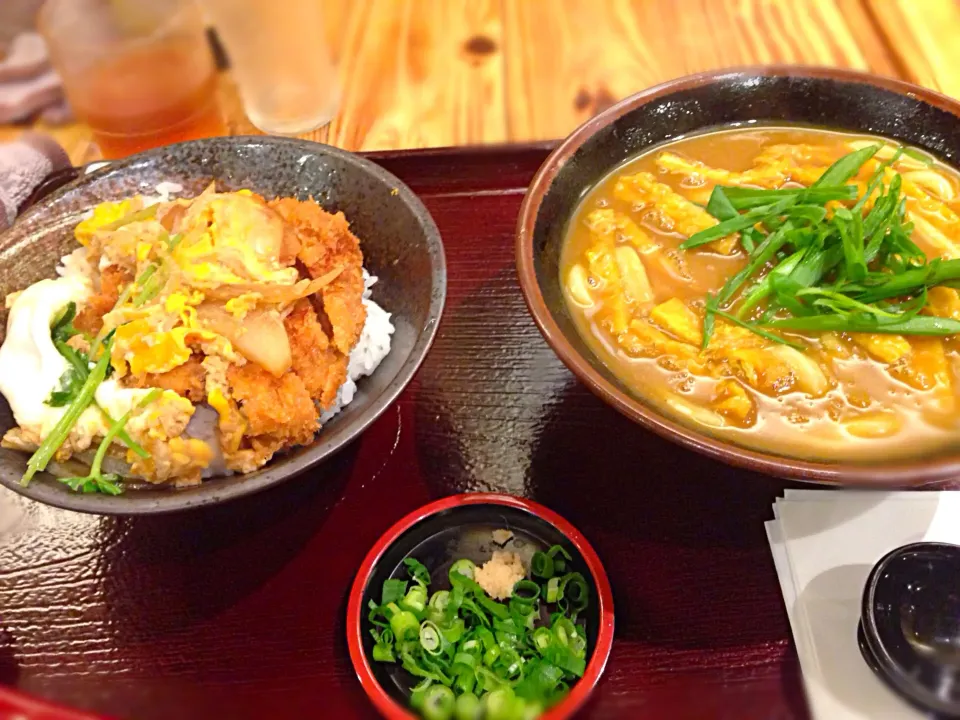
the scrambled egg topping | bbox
[74,199,136,245]
[98,190,301,378]
[173,193,299,288]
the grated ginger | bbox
[474,550,525,601]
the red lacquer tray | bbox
[1,144,809,719]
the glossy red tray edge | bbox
[0,687,109,720]
[346,493,615,720]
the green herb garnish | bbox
[691,143,959,348]
[44,304,148,458]
[21,335,116,486]
[58,389,160,495]
[51,301,80,343]
[368,549,590,719]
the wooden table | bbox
[1,0,958,164]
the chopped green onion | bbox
[533,627,553,654]
[369,549,588,717]
[454,667,476,695]
[482,688,519,720]
[531,551,554,579]
[546,577,560,603]
[429,590,451,610]
[453,651,478,671]
[547,545,572,573]
[389,609,419,642]
[559,573,590,614]
[372,644,395,663]
[421,684,455,720]
[419,621,443,654]
[552,617,577,649]
[401,584,428,615]
[382,578,408,605]
[454,691,481,720]
[441,618,465,644]
[512,580,540,603]
[449,559,476,582]
[404,557,432,587]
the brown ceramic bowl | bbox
[0,137,445,514]
[516,66,960,486]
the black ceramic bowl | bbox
[346,494,615,719]
[0,137,446,514]
[860,542,960,718]
[517,66,960,486]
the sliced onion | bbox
[197,303,292,376]
[202,266,344,303]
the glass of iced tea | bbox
[39,0,225,159]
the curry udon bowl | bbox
[516,67,960,486]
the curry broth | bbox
[561,126,960,461]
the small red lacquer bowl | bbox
[347,493,615,719]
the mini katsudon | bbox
[560,127,960,461]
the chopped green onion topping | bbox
[367,545,590,717]
[531,551,554,579]
[449,558,477,582]
[686,143,960,347]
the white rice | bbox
[150,181,184,204]
[320,270,395,423]
[56,247,95,284]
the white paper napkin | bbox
[766,490,960,720]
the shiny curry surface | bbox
[561,127,960,461]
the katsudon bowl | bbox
[517,67,960,486]
[0,136,445,514]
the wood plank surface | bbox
[864,0,960,99]
[0,0,959,163]
[502,0,884,142]
[320,0,506,151]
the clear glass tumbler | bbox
[39,0,225,159]
[196,0,341,135]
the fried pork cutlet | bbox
[74,264,130,334]
[268,198,366,354]
[127,354,207,403]
[227,363,318,448]
[284,299,348,410]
